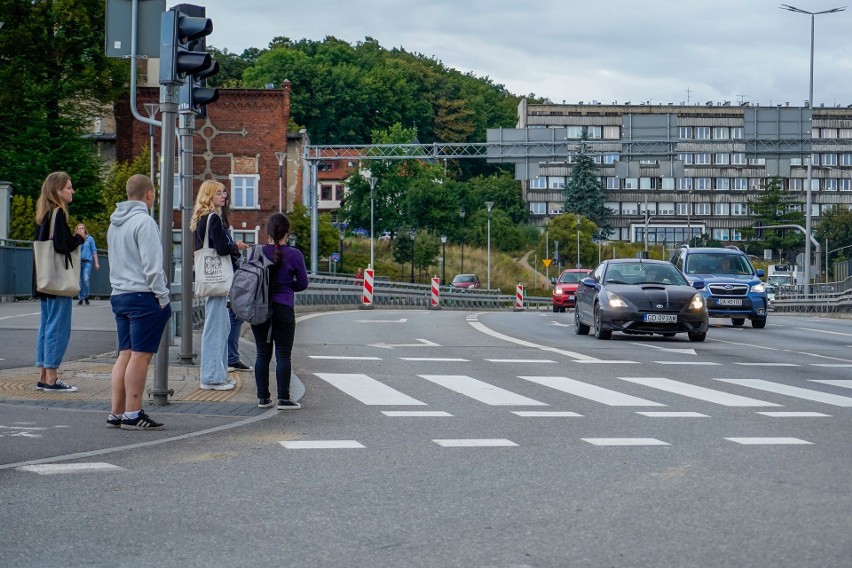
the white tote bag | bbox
[193,213,234,297]
[34,210,81,297]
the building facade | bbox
[502,99,852,247]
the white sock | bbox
[124,410,140,420]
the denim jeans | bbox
[250,304,296,400]
[200,296,229,385]
[79,261,93,300]
[36,296,72,368]
[227,307,242,365]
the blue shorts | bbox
[111,292,171,353]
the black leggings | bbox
[250,303,296,400]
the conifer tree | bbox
[562,129,613,235]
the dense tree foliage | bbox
[562,130,612,235]
[0,0,125,219]
[814,205,852,267]
[740,178,805,259]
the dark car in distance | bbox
[451,273,481,290]
[552,269,591,312]
[574,259,709,342]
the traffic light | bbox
[158,6,213,86]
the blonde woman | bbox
[190,181,247,390]
[75,223,99,305]
[33,172,85,392]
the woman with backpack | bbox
[251,213,309,409]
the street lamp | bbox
[339,226,346,274]
[458,207,466,273]
[143,103,159,184]
[576,214,581,269]
[544,216,551,286]
[440,234,448,285]
[409,228,416,283]
[485,202,494,289]
[275,151,286,213]
[780,3,845,295]
[368,176,378,269]
[288,233,297,248]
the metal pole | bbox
[143,103,159,187]
[576,214,581,268]
[178,107,195,365]
[275,151,285,213]
[459,207,466,273]
[310,160,318,275]
[440,235,447,285]
[368,176,377,270]
[544,218,549,285]
[485,202,493,289]
[409,229,416,283]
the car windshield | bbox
[453,275,477,283]
[605,263,688,286]
[558,272,587,284]
[685,253,751,275]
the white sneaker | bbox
[200,382,235,391]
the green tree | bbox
[538,214,599,270]
[815,205,852,270]
[9,194,35,241]
[562,131,613,234]
[741,177,805,259]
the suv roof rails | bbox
[724,245,741,251]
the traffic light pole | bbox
[152,85,178,406]
[178,109,196,364]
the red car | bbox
[552,269,591,312]
[451,273,481,290]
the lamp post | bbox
[339,226,345,274]
[288,233,297,248]
[440,234,448,285]
[576,214,581,268]
[409,228,416,283]
[781,3,845,295]
[544,216,550,286]
[143,103,159,183]
[485,202,494,289]
[459,207,465,273]
[368,176,378,269]
[275,151,286,213]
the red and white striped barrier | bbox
[360,268,375,309]
[430,277,441,309]
[514,283,525,311]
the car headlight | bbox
[604,291,628,309]
[554,286,563,295]
[751,282,765,293]
[689,293,705,310]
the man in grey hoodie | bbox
[106,174,171,430]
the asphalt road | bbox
[1,307,850,567]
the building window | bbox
[678,153,694,165]
[622,202,638,215]
[714,178,730,191]
[624,178,639,190]
[694,203,711,215]
[713,127,730,139]
[750,178,764,190]
[821,128,838,139]
[321,184,334,200]
[529,202,547,215]
[676,202,691,215]
[731,203,748,216]
[840,179,852,191]
[530,177,547,189]
[789,178,803,191]
[732,153,747,165]
[712,228,730,241]
[603,126,620,139]
[714,153,730,165]
[840,154,852,166]
[606,177,620,189]
[790,157,803,166]
[678,127,693,139]
[732,178,748,191]
[231,175,259,209]
[565,126,584,138]
[604,201,619,213]
[695,127,711,140]
[659,202,675,215]
[823,154,838,166]
[694,153,711,165]
[824,179,838,192]
[731,230,744,241]
[603,153,620,164]
[549,177,565,189]
[714,202,730,215]
[676,178,693,191]
[232,230,257,247]
[748,157,766,165]
[317,162,333,172]
[639,177,656,190]
[586,126,602,139]
[731,127,744,139]
[694,177,712,191]
[661,177,675,191]
[810,178,820,192]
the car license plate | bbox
[644,314,677,323]
[568,295,574,300]
[717,298,743,306]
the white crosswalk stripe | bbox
[810,379,852,390]
[617,376,781,407]
[314,373,426,405]
[518,376,665,406]
[716,379,852,407]
[419,374,548,406]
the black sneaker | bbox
[77,299,84,305]
[228,360,251,371]
[35,382,46,391]
[120,410,164,430]
[84,298,90,305]
[107,413,122,428]
[41,380,78,393]
[277,399,301,410]
[258,398,274,408]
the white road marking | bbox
[486,359,556,363]
[309,356,383,360]
[400,357,468,362]
[432,439,518,447]
[574,360,639,364]
[511,411,583,417]
[707,337,777,350]
[280,441,365,449]
[370,338,440,349]
[16,463,124,475]
[356,318,408,323]
[0,311,40,321]
[582,438,670,446]
[788,351,852,363]
[811,363,852,368]
[725,437,812,445]
[314,373,427,406]
[636,412,710,417]
[716,378,852,407]
[756,412,831,417]
[382,411,452,417]
[631,343,697,355]
[797,327,852,338]
[653,361,721,366]
[468,320,601,361]
[618,377,781,407]
[734,363,798,367]
[518,376,665,406]
[419,375,548,406]
[810,379,852,389]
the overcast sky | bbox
[191,0,852,108]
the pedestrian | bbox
[33,171,85,392]
[220,196,252,371]
[354,267,364,283]
[75,223,99,305]
[191,180,247,390]
[251,213,309,409]
[106,174,172,429]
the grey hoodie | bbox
[108,201,170,306]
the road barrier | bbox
[430,277,440,309]
[361,268,374,309]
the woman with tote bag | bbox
[33,171,85,392]
[191,181,247,390]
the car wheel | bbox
[553,305,559,313]
[751,317,767,329]
[731,318,745,327]
[574,307,589,335]
[593,304,611,340]
[688,332,707,342]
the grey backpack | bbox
[229,245,275,325]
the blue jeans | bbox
[228,307,242,365]
[250,303,296,400]
[201,296,229,385]
[79,260,93,300]
[36,296,72,368]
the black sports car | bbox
[574,259,709,342]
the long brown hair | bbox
[190,180,224,231]
[35,172,71,224]
[266,213,291,266]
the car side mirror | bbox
[692,279,705,290]
[550,277,556,286]
[755,269,765,278]
[581,277,596,288]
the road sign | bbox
[542,259,552,268]
[331,252,341,262]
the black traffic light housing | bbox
[160,4,220,115]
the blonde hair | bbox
[190,180,224,231]
[35,172,71,224]
[75,224,87,235]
